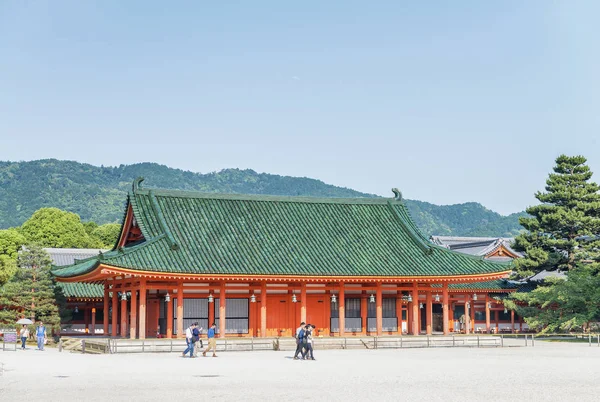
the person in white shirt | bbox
[181,323,196,358]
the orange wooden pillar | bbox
[511,310,515,333]
[166,290,173,338]
[138,279,147,339]
[464,296,470,335]
[411,283,419,335]
[361,294,368,335]
[176,283,184,338]
[260,282,267,338]
[426,291,432,335]
[442,284,449,335]
[130,288,138,339]
[219,282,226,338]
[103,285,109,335]
[470,295,475,333]
[338,282,345,337]
[407,300,413,334]
[91,307,96,335]
[84,306,90,333]
[300,283,307,324]
[375,283,383,336]
[395,296,403,335]
[111,287,118,337]
[485,294,491,334]
[120,292,128,337]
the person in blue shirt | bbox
[36,321,46,351]
[202,323,218,357]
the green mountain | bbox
[0,159,525,237]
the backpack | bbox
[297,329,305,341]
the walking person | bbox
[192,323,203,357]
[36,321,46,351]
[182,323,196,358]
[19,325,29,350]
[293,321,306,360]
[202,323,218,357]
[304,325,315,360]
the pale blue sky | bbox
[1,1,599,214]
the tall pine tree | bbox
[513,155,600,278]
[508,155,600,332]
[0,244,66,333]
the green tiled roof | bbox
[448,279,519,291]
[53,180,512,279]
[58,282,104,299]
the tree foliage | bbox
[508,155,600,332]
[0,244,67,332]
[91,223,121,248]
[21,208,103,248]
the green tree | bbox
[0,228,26,258]
[512,155,600,278]
[508,155,600,332]
[21,208,102,248]
[0,244,66,332]
[0,255,17,286]
[91,223,121,248]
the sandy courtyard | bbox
[1,340,599,401]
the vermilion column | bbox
[361,294,368,335]
[470,295,475,333]
[91,307,96,335]
[120,292,128,337]
[130,288,137,339]
[166,290,173,338]
[219,282,227,338]
[485,294,491,334]
[376,283,383,336]
[426,291,432,335]
[260,282,267,338]
[411,283,419,335]
[338,282,345,337]
[464,296,470,335]
[511,310,515,333]
[111,287,118,337]
[84,306,90,334]
[407,300,413,334]
[103,285,109,335]
[395,296,403,335]
[139,279,147,339]
[300,283,307,324]
[442,284,449,335]
[176,283,184,338]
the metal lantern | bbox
[121,292,127,301]
[331,294,337,303]
[504,307,508,314]
[369,294,375,303]
[250,293,256,303]
[208,293,214,303]
[165,292,170,303]
[419,302,424,309]
[466,302,470,309]
[292,293,297,303]
[487,302,492,309]
[472,293,478,301]
[74,306,79,314]
[407,294,413,303]
[434,294,440,302]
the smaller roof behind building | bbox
[44,248,108,267]
[429,236,523,261]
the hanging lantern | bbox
[466,302,470,309]
[419,302,424,309]
[434,294,440,302]
[165,292,170,303]
[292,293,297,303]
[504,307,508,314]
[74,306,79,314]
[472,293,478,301]
[331,294,337,303]
[369,294,375,303]
[208,293,214,303]
[121,292,127,301]
[487,302,492,309]
[407,294,413,303]
[250,293,256,303]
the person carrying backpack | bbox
[182,323,196,358]
[293,322,306,360]
[192,323,203,357]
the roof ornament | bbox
[391,188,402,201]
[133,177,145,192]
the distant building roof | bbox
[429,236,523,261]
[44,248,108,267]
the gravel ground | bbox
[1,340,599,402]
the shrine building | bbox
[52,178,516,339]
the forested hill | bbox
[0,159,525,237]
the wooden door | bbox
[306,295,327,336]
[267,296,290,337]
[146,299,160,338]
